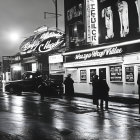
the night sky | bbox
[0,0,64,59]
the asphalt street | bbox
[0,92,139,140]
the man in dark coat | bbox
[92,75,100,109]
[137,73,140,113]
[64,74,74,97]
[38,81,47,100]
[98,75,109,110]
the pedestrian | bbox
[98,75,109,110]
[64,74,74,97]
[38,81,47,100]
[137,73,140,113]
[137,73,140,94]
[92,75,100,109]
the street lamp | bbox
[9,31,20,42]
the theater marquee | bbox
[65,46,124,63]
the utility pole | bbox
[44,0,60,31]
[55,0,58,30]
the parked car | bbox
[5,71,42,95]
[5,71,63,96]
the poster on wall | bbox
[90,69,96,82]
[110,65,122,81]
[80,70,87,81]
[125,66,134,82]
[98,0,140,43]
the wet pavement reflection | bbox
[0,92,139,139]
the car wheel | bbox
[9,87,14,94]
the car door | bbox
[22,74,36,92]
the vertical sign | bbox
[86,0,99,45]
[86,0,91,42]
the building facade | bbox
[10,26,65,80]
[63,0,140,95]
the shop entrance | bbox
[99,68,106,80]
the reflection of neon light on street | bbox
[13,66,21,71]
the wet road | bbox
[0,92,139,140]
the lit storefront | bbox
[49,54,64,81]
[10,54,22,80]
[64,0,140,95]
[19,26,65,77]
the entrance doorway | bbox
[99,68,106,80]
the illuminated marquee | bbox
[20,30,65,54]
[75,47,123,60]
[65,46,124,62]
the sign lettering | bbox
[89,0,98,45]
[75,47,123,61]
[20,30,65,54]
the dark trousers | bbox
[100,99,108,109]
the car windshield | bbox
[22,73,33,80]
[22,72,43,80]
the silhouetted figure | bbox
[92,75,100,109]
[98,75,109,110]
[64,74,74,97]
[38,81,47,101]
[137,73,140,94]
[137,73,140,113]
[36,72,48,101]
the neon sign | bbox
[75,47,123,60]
[20,30,65,54]
[65,46,124,63]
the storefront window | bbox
[69,21,85,47]
[24,63,32,72]
[125,66,134,82]
[32,63,37,72]
[110,65,122,82]
[90,69,96,82]
[80,70,87,82]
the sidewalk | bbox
[109,92,139,104]
[74,92,139,104]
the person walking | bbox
[92,75,100,109]
[98,75,109,110]
[64,74,74,97]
